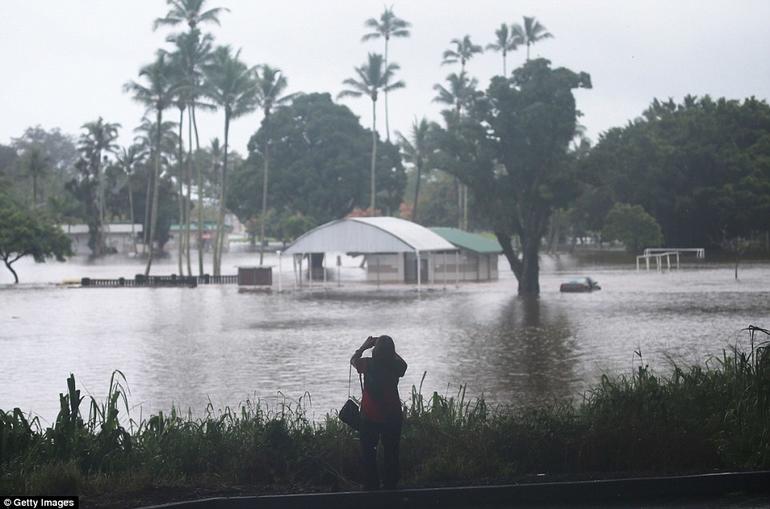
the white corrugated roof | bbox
[283,217,456,254]
[61,224,143,234]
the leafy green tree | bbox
[254,64,293,265]
[512,16,553,61]
[204,46,258,275]
[441,35,483,73]
[583,95,770,248]
[361,6,411,141]
[602,203,663,254]
[11,126,79,178]
[486,23,522,76]
[230,93,405,226]
[124,53,177,275]
[0,193,72,283]
[434,59,591,295]
[338,53,405,213]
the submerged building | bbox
[282,217,501,285]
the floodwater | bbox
[0,251,768,424]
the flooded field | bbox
[1,251,768,423]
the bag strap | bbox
[348,362,365,399]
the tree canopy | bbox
[0,193,72,283]
[434,59,591,294]
[583,95,770,248]
[229,93,405,228]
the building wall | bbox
[365,251,500,283]
[366,253,403,282]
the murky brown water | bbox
[1,251,768,424]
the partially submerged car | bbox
[560,277,601,292]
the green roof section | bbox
[429,227,502,254]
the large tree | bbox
[338,53,405,214]
[124,53,177,275]
[204,46,258,275]
[361,6,411,141]
[435,59,591,295]
[229,93,406,226]
[0,193,72,284]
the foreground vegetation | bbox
[1,333,768,506]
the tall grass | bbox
[1,327,768,505]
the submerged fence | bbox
[80,274,238,288]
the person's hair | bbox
[372,335,395,361]
[367,335,397,400]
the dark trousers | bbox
[360,418,402,490]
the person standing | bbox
[350,335,408,490]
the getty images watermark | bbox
[2,497,78,508]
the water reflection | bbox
[2,255,769,423]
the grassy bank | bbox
[1,329,768,507]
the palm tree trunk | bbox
[177,108,185,275]
[192,106,204,276]
[144,109,163,276]
[259,113,270,265]
[412,162,422,222]
[185,107,193,276]
[526,42,530,61]
[370,98,377,213]
[463,183,469,230]
[128,177,137,255]
[143,162,152,248]
[503,51,507,76]
[384,37,390,142]
[215,112,230,276]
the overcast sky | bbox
[2,0,769,155]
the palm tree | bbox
[153,0,228,30]
[441,35,483,73]
[79,117,120,228]
[433,72,480,116]
[338,53,405,213]
[361,6,410,141]
[133,117,178,249]
[167,29,214,275]
[115,145,147,254]
[124,53,177,275]
[512,16,553,61]
[397,118,433,223]
[155,0,224,275]
[486,23,523,76]
[21,146,49,206]
[204,46,258,275]
[254,65,293,265]
[433,72,479,231]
